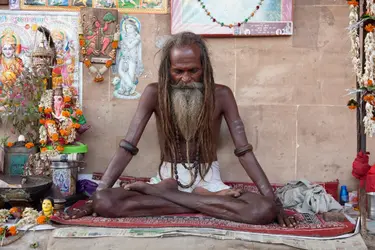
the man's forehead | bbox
[170,45,201,64]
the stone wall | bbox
[0,1,365,190]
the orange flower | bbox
[365,24,375,33]
[64,96,71,103]
[8,226,17,236]
[38,106,43,112]
[39,119,46,125]
[73,123,81,129]
[7,142,13,147]
[105,60,113,68]
[9,207,18,214]
[41,147,47,152]
[59,129,67,136]
[25,142,35,149]
[364,95,375,102]
[46,119,56,125]
[44,107,52,114]
[79,39,85,47]
[368,79,373,86]
[36,215,47,225]
[348,105,357,110]
[52,133,59,141]
[84,58,91,68]
[76,109,83,116]
[0,227,4,235]
[347,0,359,6]
[62,111,70,118]
[40,140,46,145]
[112,40,118,49]
[56,145,64,152]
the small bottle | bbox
[340,185,349,205]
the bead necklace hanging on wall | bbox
[197,0,265,28]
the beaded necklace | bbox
[173,121,200,188]
[197,0,265,28]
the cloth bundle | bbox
[352,151,371,188]
[275,179,342,214]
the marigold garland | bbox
[79,28,120,83]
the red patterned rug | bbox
[51,176,353,237]
[51,202,354,237]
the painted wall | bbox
[0,1,368,190]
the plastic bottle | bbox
[340,185,349,205]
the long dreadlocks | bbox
[157,32,216,180]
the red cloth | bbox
[352,151,371,187]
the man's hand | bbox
[63,199,96,220]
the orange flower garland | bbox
[79,27,120,83]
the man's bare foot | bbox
[124,178,178,195]
[192,187,244,198]
[215,188,244,198]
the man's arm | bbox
[97,83,157,190]
[220,85,275,199]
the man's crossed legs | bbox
[79,179,286,225]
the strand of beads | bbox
[197,0,265,28]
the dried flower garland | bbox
[0,207,49,246]
[346,0,375,137]
[39,87,85,153]
[348,1,361,83]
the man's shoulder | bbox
[139,83,158,108]
[143,82,158,95]
[214,83,233,98]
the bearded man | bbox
[66,32,296,227]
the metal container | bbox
[51,161,82,197]
[367,192,375,220]
[5,146,38,176]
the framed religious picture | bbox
[18,0,167,13]
[0,10,83,103]
[117,0,168,14]
[171,0,293,37]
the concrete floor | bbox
[1,230,369,250]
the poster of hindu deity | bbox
[80,8,118,64]
[0,10,82,103]
[19,0,167,13]
[171,0,293,37]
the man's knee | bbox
[255,198,278,224]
